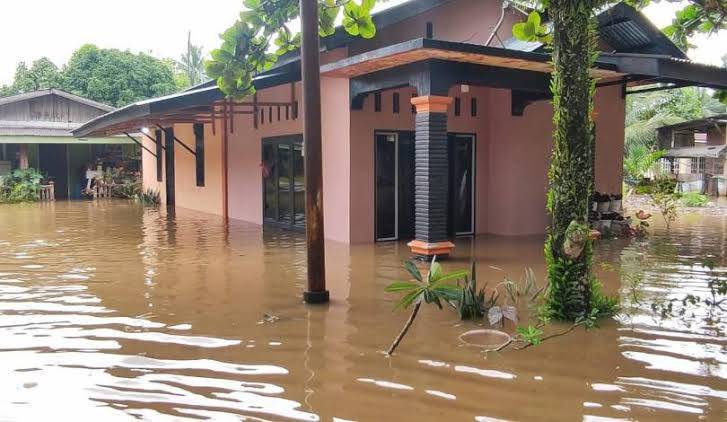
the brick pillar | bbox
[407,95,455,258]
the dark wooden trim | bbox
[155,129,163,182]
[194,123,205,187]
[123,132,156,158]
[163,127,175,206]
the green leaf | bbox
[429,261,443,282]
[404,260,422,282]
[384,281,421,292]
[359,17,376,39]
[396,289,424,310]
[528,11,541,28]
[361,0,375,13]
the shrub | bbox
[133,189,161,206]
[680,192,709,207]
[0,169,43,203]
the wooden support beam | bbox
[155,124,197,157]
[300,0,328,304]
[123,132,157,158]
[141,130,167,150]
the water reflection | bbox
[0,201,724,420]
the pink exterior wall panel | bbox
[348,0,522,55]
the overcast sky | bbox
[0,0,724,86]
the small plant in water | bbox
[134,188,161,206]
[515,325,543,346]
[384,257,466,355]
[648,177,679,229]
[680,192,709,208]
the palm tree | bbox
[178,31,206,87]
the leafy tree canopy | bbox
[0,44,180,107]
[206,0,377,98]
[62,44,177,107]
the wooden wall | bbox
[0,94,107,123]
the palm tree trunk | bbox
[387,302,421,355]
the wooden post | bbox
[18,144,29,169]
[300,0,329,304]
[164,127,176,207]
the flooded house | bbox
[657,113,727,195]
[74,1,727,254]
[0,89,140,199]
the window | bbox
[426,22,433,38]
[155,129,163,182]
[194,124,205,187]
[660,158,673,174]
[393,92,400,114]
[471,98,477,117]
[691,157,705,174]
[293,101,299,119]
[374,92,382,112]
[454,97,461,116]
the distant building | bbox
[657,113,727,195]
[0,89,139,199]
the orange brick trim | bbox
[410,95,453,113]
[407,240,455,257]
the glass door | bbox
[262,135,305,230]
[449,134,475,235]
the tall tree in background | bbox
[0,45,178,107]
[177,31,207,87]
[62,44,177,107]
[0,58,61,95]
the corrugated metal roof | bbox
[665,145,726,158]
[0,89,114,112]
[600,20,651,50]
[0,135,134,145]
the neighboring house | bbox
[0,89,140,199]
[75,1,727,254]
[657,113,727,195]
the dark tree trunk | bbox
[544,0,598,320]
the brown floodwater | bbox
[0,200,725,421]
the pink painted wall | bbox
[348,0,522,55]
[349,85,490,243]
[172,124,224,215]
[141,132,166,204]
[224,78,354,243]
[227,83,304,225]
[348,84,625,240]
[320,77,352,243]
[141,124,224,216]
[485,84,625,235]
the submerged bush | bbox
[134,188,161,206]
[0,169,43,203]
[680,192,709,208]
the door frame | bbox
[374,131,400,241]
[261,134,305,231]
[449,132,477,236]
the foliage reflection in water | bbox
[0,200,724,421]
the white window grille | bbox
[690,157,705,174]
